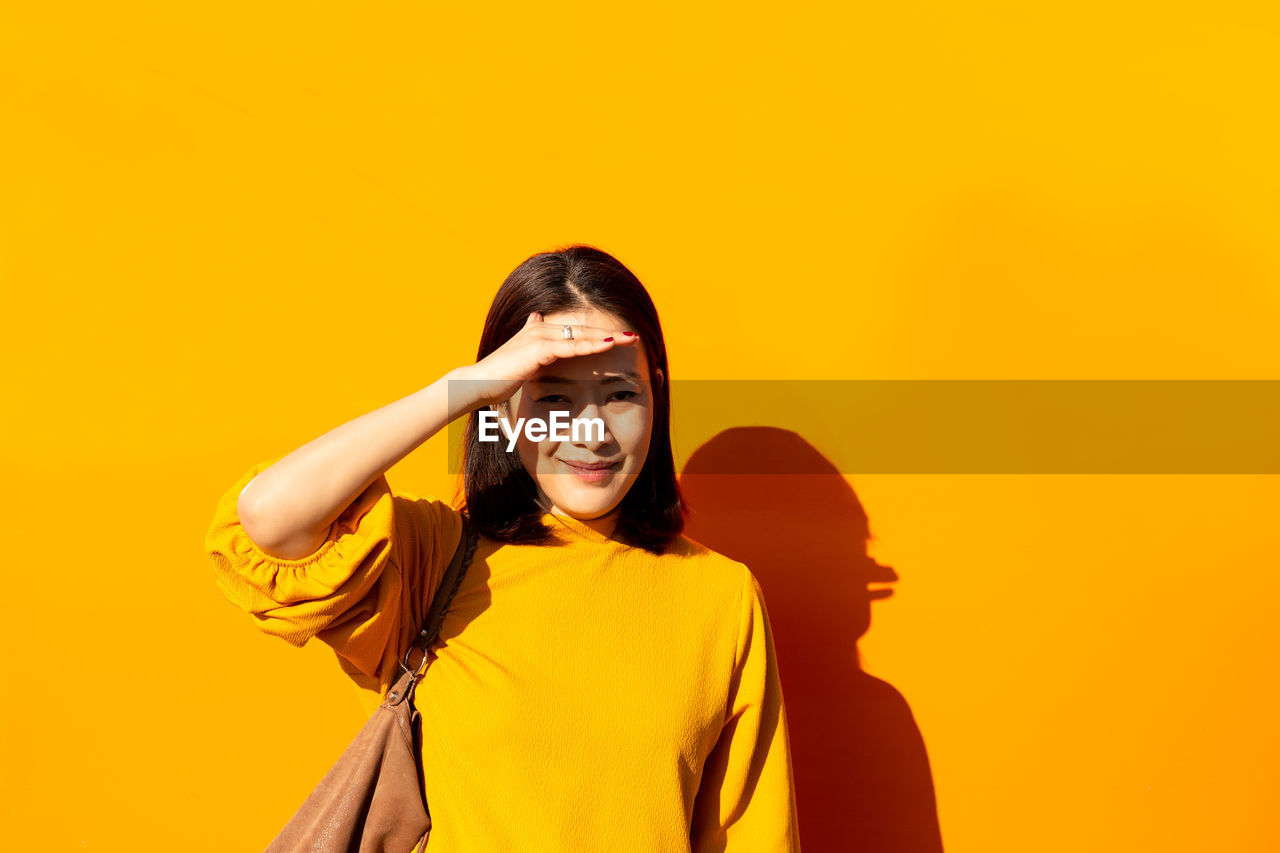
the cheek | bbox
[613,411,653,452]
[514,437,549,475]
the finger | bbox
[538,323,633,343]
[538,322,587,342]
[545,337,617,360]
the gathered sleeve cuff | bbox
[204,455,464,697]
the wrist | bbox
[442,366,486,414]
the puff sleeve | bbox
[690,568,803,852]
[204,455,464,697]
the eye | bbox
[535,391,637,404]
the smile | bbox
[561,459,621,482]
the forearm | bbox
[237,366,483,560]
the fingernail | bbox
[603,337,614,342]
[623,331,636,336]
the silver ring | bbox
[562,324,574,340]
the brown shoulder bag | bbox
[265,515,480,853]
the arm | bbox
[236,366,481,561]
[690,569,803,852]
[237,306,637,560]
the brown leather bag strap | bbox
[398,514,479,681]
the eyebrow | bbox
[531,371,643,386]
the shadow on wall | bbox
[681,427,945,852]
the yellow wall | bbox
[2,2,1277,850]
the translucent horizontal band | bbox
[445,379,1280,474]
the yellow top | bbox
[205,456,802,852]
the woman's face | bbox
[499,307,657,534]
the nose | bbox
[571,399,614,453]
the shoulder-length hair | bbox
[459,244,684,554]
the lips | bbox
[561,459,621,471]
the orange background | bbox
[2,2,1278,850]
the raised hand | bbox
[454,312,639,410]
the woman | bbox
[205,245,802,851]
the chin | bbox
[555,496,619,518]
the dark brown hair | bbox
[460,244,684,554]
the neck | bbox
[541,502,621,541]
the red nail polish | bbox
[603,337,614,342]
[623,331,636,336]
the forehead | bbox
[542,307,623,328]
